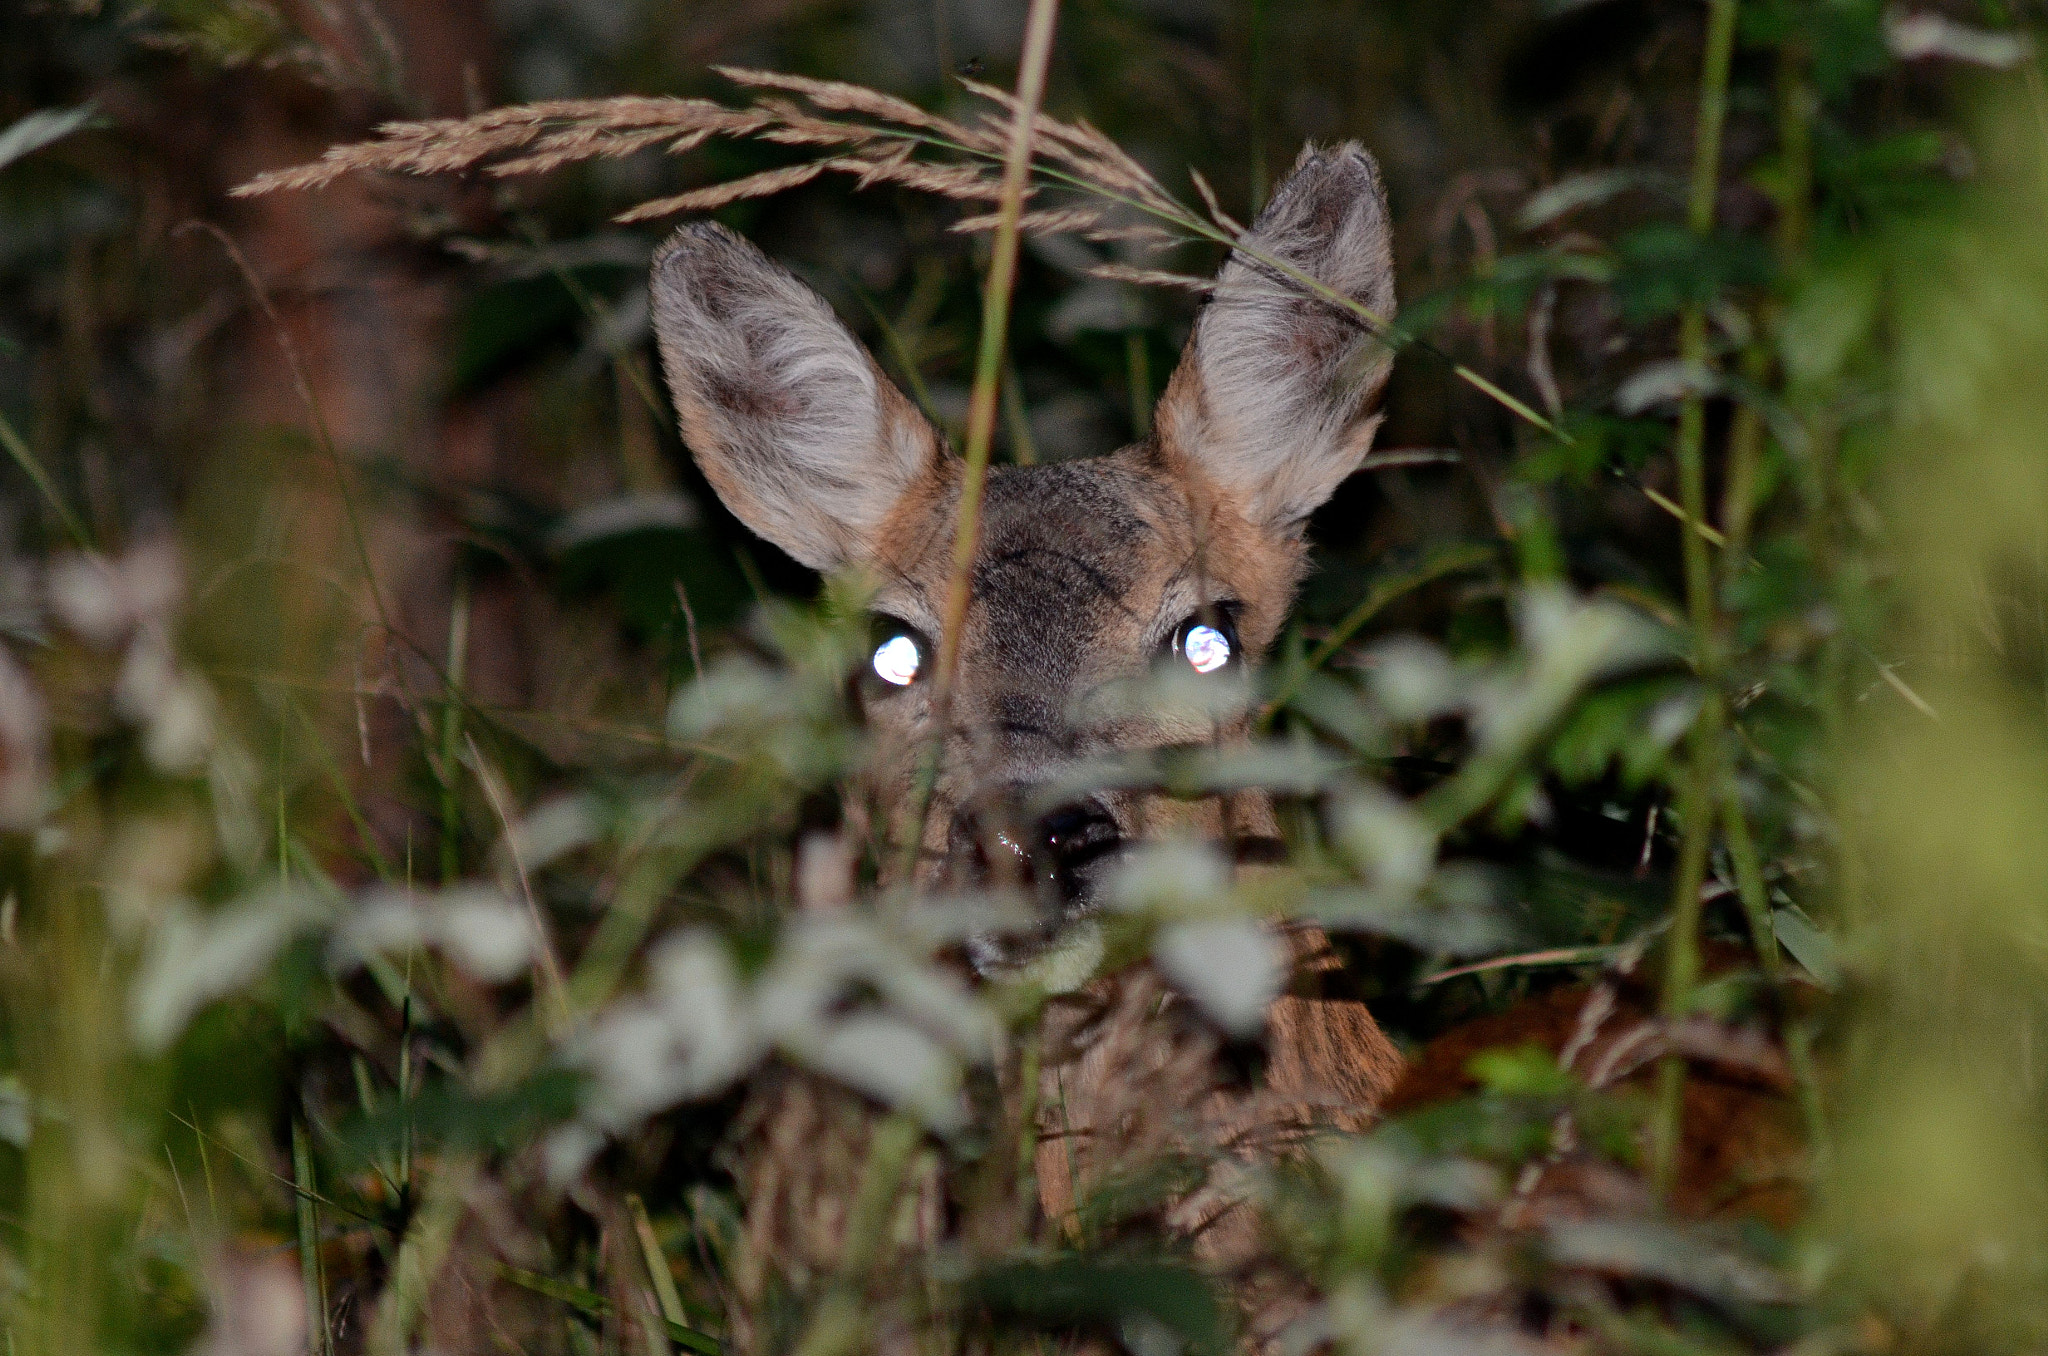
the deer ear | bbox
[1154,142,1397,534]
[651,223,946,571]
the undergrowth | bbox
[3,1,2048,1353]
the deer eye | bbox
[865,617,930,691]
[1168,610,1239,675]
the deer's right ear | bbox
[651,223,946,571]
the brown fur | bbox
[653,144,1405,1348]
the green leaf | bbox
[1611,226,1774,323]
[967,1256,1229,1356]
[498,1264,722,1354]
[334,1070,583,1164]
[1771,905,1842,990]
[0,106,97,174]
[1466,1042,1575,1098]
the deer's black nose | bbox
[948,790,1123,904]
[1035,799,1123,899]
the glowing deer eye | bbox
[1182,625,1232,674]
[871,633,924,686]
[1171,613,1239,675]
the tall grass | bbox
[2,1,2047,1353]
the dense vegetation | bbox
[4,0,2047,1352]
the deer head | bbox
[651,144,1396,964]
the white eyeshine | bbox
[1182,624,1232,675]
[872,634,923,686]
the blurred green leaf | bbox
[1465,1042,1575,1098]
[0,106,97,174]
[1771,904,1842,990]
[334,1069,584,1164]
[498,1263,722,1354]
[967,1256,1229,1356]
[1611,226,1774,323]
[451,265,637,393]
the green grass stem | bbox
[1650,0,1741,1199]
[0,407,91,551]
[291,1117,333,1356]
[901,0,1062,879]
[438,565,471,885]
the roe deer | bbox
[651,143,1407,1348]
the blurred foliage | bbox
[2,0,2048,1354]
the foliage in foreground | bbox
[3,1,2048,1354]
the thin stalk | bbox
[1672,316,1718,660]
[847,279,943,426]
[809,119,1560,438]
[1124,329,1152,439]
[0,408,91,550]
[1015,1029,1043,1214]
[1720,351,1768,570]
[180,222,398,640]
[438,564,471,885]
[290,700,399,880]
[1002,358,1039,463]
[1720,780,1778,973]
[398,993,414,1194]
[934,0,1061,688]
[497,1263,720,1355]
[366,1161,475,1356]
[729,111,1565,439]
[291,1117,334,1356]
[627,1193,692,1332]
[1723,41,1813,578]
[901,0,1063,876]
[465,731,571,1028]
[1261,541,1494,719]
[1248,0,1271,211]
[789,1114,923,1356]
[1650,0,1741,1200]
[1650,717,1720,1195]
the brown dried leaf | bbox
[949,205,1107,236]
[1188,167,1246,238]
[843,157,1005,203]
[488,125,677,178]
[1086,263,1216,293]
[715,65,969,141]
[232,96,748,195]
[612,160,831,222]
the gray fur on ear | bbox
[651,223,944,570]
[1155,142,1397,533]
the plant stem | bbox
[790,1114,923,1356]
[1248,0,1270,211]
[1650,0,1741,1200]
[1650,719,1719,1196]
[1722,41,1813,579]
[1260,541,1494,720]
[1721,781,1779,972]
[628,1193,692,1332]
[0,408,91,551]
[1124,329,1153,439]
[933,0,1060,693]
[1003,358,1039,463]
[292,1116,334,1356]
[902,0,1062,877]
[439,563,471,885]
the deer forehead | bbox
[869,452,1302,682]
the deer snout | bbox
[947,785,1124,908]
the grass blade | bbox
[0,407,91,550]
[291,1117,333,1356]
[499,1262,724,1355]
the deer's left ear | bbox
[1153,142,1397,535]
